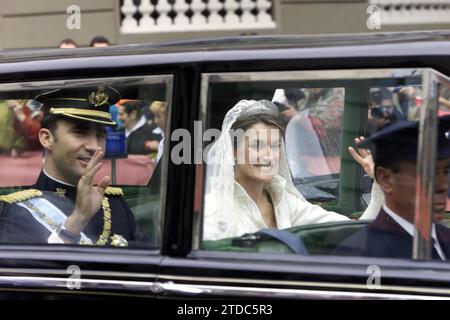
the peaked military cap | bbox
[358,115,450,163]
[35,86,121,126]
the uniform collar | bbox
[382,204,415,236]
[381,204,446,260]
[34,170,77,201]
[42,168,76,187]
[382,204,440,239]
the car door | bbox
[0,50,176,299]
[157,40,450,300]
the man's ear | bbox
[375,166,394,194]
[38,128,54,151]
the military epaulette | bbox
[0,189,43,204]
[105,187,124,197]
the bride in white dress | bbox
[203,99,383,241]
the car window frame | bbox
[0,74,174,252]
[195,67,447,263]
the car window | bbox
[0,75,172,249]
[196,68,450,262]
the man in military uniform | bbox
[334,116,450,260]
[0,86,148,246]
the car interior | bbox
[0,82,167,247]
[200,69,450,255]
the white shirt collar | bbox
[152,126,163,136]
[156,137,164,163]
[383,204,446,260]
[125,116,146,138]
[42,168,76,187]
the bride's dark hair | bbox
[230,113,284,152]
[231,113,284,133]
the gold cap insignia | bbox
[110,234,128,247]
[88,86,109,107]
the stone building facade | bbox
[1,0,449,49]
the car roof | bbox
[1,30,450,61]
[0,31,450,76]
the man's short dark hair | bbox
[121,100,144,119]
[40,107,61,132]
[90,36,110,47]
[59,38,78,48]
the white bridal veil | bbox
[203,99,306,238]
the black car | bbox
[1,31,450,300]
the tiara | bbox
[236,100,279,120]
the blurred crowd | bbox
[273,85,448,135]
[0,99,43,157]
[271,85,450,172]
[0,97,167,160]
[115,99,166,160]
[277,88,343,157]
